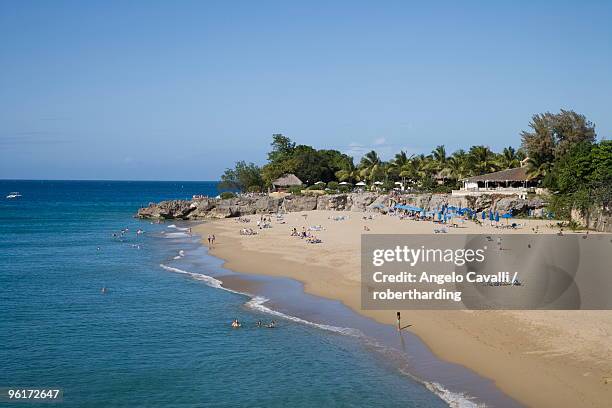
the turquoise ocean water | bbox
[0,180,452,408]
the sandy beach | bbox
[195,210,612,408]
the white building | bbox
[453,166,539,199]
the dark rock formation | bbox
[137,200,197,219]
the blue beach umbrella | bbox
[495,212,500,223]
[502,213,513,224]
[481,211,486,220]
[489,211,494,221]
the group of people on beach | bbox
[290,227,322,244]
[256,215,273,229]
[207,234,216,246]
[231,319,276,329]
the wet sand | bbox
[195,210,612,408]
[218,270,522,407]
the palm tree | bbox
[429,145,450,182]
[386,151,411,181]
[431,145,447,167]
[392,151,410,167]
[496,146,521,169]
[335,159,360,183]
[403,154,431,185]
[358,150,384,182]
[447,149,469,180]
[468,145,498,175]
[525,153,551,181]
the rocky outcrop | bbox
[349,193,378,211]
[366,194,391,212]
[137,192,549,220]
[137,200,198,219]
[282,195,318,212]
[494,197,528,213]
[571,206,612,232]
[317,194,349,211]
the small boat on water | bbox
[6,192,22,199]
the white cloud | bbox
[342,138,424,162]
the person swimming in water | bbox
[231,319,241,328]
[267,320,276,328]
[256,320,262,327]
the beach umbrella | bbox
[315,181,325,185]
[482,211,486,220]
[339,182,350,185]
[437,212,442,221]
[489,211,494,221]
[356,181,366,186]
[495,212,500,223]
[374,181,384,185]
[502,213,513,224]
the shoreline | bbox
[215,269,522,407]
[166,229,519,407]
[194,210,612,408]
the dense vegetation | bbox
[219,110,610,218]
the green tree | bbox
[219,161,264,192]
[496,146,522,169]
[552,110,596,158]
[335,158,360,183]
[386,151,411,181]
[431,145,448,168]
[267,133,296,163]
[520,110,596,172]
[525,152,552,182]
[447,149,469,180]
[555,141,612,212]
[468,145,498,175]
[359,150,385,182]
[520,113,556,163]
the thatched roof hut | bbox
[272,174,303,190]
[460,166,537,191]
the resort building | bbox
[452,166,538,198]
[271,173,303,192]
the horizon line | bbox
[0,178,221,183]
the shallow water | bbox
[1,180,451,407]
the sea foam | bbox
[163,232,190,238]
[424,381,484,408]
[159,264,360,337]
[167,224,191,231]
[160,263,482,408]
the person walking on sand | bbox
[207,235,212,246]
[396,312,401,331]
[211,235,216,245]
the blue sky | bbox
[1,1,611,180]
